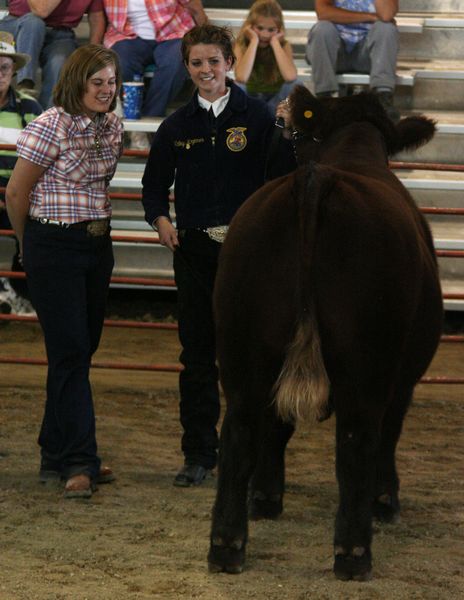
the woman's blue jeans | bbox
[23,219,114,480]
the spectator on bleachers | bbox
[234,0,301,116]
[0,1,106,109]
[103,0,207,119]
[306,0,400,121]
[0,31,41,315]
[5,44,123,499]
[142,24,296,488]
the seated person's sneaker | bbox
[173,464,211,487]
[316,90,339,98]
[376,91,400,123]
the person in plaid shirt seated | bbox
[5,45,124,500]
[103,0,208,118]
[305,0,400,121]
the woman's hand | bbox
[156,217,179,252]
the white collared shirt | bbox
[197,87,231,118]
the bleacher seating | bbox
[0,1,463,307]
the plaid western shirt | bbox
[334,0,376,53]
[103,0,195,47]
[16,107,123,223]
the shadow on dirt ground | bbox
[0,294,463,599]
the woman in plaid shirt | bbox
[6,44,124,499]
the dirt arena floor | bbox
[0,294,463,599]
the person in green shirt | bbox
[233,0,302,116]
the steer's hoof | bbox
[333,546,372,582]
[249,491,283,520]
[208,536,246,574]
[372,493,400,524]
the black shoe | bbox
[376,91,400,123]
[173,464,211,487]
[316,90,338,98]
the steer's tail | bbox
[273,163,332,423]
[274,313,329,422]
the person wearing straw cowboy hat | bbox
[0,31,41,315]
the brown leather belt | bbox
[29,217,110,237]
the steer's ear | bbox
[390,116,436,155]
[289,86,326,134]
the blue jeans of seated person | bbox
[0,13,46,85]
[0,13,76,108]
[112,37,187,117]
[173,230,221,470]
[236,79,303,117]
[306,20,398,95]
[39,28,77,109]
[22,219,114,481]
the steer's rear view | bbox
[208,87,443,581]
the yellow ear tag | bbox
[304,110,313,119]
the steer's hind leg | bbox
[249,414,294,520]
[333,398,383,582]
[208,403,262,574]
[372,386,412,523]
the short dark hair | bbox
[53,45,122,115]
[181,24,236,66]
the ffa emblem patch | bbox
[226,127,247,152]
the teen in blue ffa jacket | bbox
[142,24,296,488]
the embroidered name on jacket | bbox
[226,127,247,152]
[174,138,205,149]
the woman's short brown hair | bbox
[53,44,122,115]
[181,24,236,67]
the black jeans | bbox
[23,219,114,480]
[174,229,221,470]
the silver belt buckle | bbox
[87,219,109,237]
[205,225,229,243]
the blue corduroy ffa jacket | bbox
[142,82,296,230]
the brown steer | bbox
[208,87,443,581]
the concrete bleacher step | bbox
[111,166,464,194]
[400,0,464,11]
[121,109,464,164]
[206,8,425,34]
[107,168,464,290]
[108,230,464,311]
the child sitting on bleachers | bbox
[233,0,302,115]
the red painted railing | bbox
[0,149,462,380]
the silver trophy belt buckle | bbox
[205,225,229,243]
[87,219,109,237]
